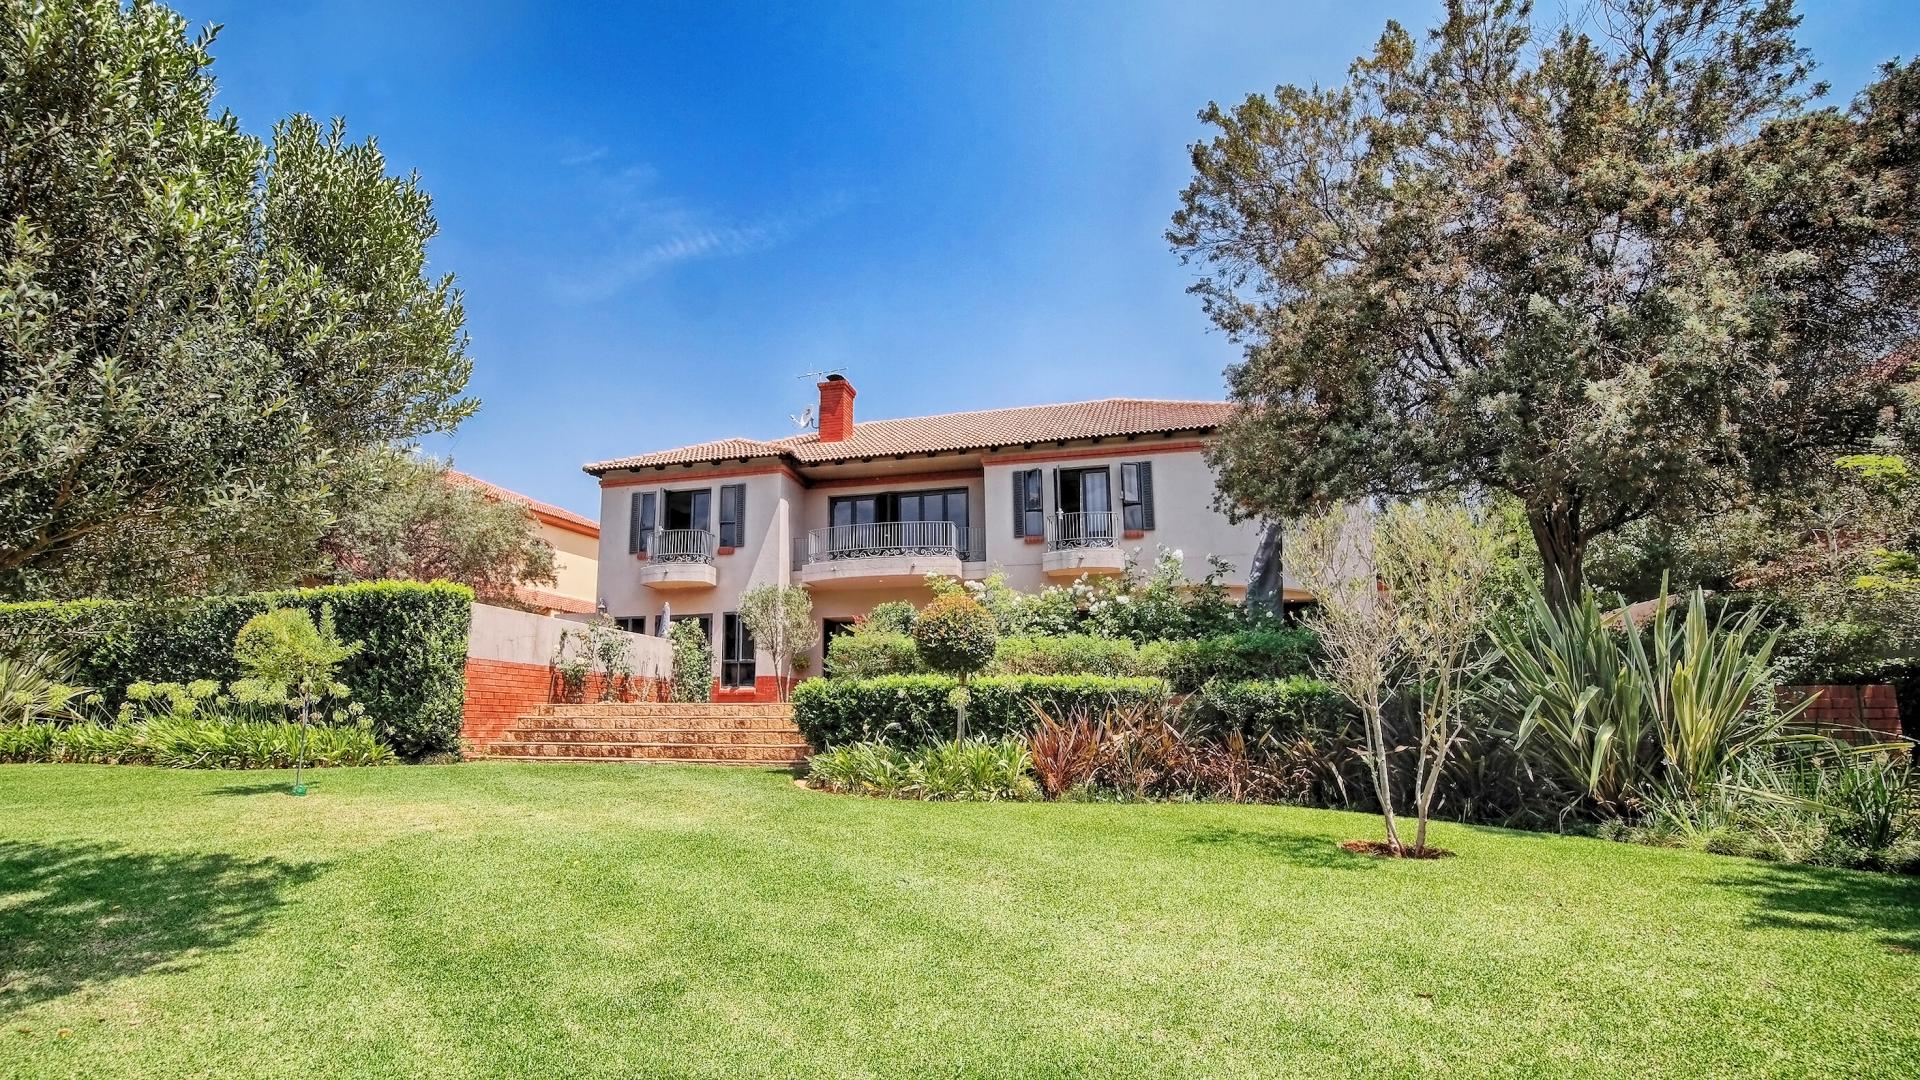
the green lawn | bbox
[1,765,1916,1079]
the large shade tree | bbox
[0,0,473,598]
[1170,0,1920,607]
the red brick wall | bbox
[1778,684,1902,742]
[461,658,666,746]
[712,675,796,703]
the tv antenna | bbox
[790,369,845,430]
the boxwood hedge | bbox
[1188,677,1351,743]
[0,581,472,759]
[793,674,1170,749]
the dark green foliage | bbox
[791,674,1169,749]
[990,635,1157,678]
[0,718,394,767]
[1154,629,1321,693]
[824,631,921,678]
[912,595,998,678]
[1188,677,1349,743]
[668,619,713,703]
[861,601,918,637]
[0,581,470,758]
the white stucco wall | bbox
[467,602,670,678]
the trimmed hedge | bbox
[991,634,1155,678]
[825,631,921,678]
[794,674,1170,749]
[1189,677,1351,743]
[0,581,472,759]
[1156,629,1322,693]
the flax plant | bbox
[1489,591,1653,813]
[1623,583,1811,797]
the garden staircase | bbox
[478,702,811,767]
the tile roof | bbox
[584,398,1235,474]
[447,470,600,535]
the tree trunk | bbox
[1528,502,1585,611]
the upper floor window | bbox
[663,488,711,532]
[1120,461,1155,531]
[1012,468,1044,537]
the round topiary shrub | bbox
[913,595,998,739]
[913,595,998,677]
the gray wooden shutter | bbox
[1138,461,1155,530]
[635,492,656,553]
[719,483,746,547]
[628,492,643,553]
[1011,472,1026,537]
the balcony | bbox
[1043,511,1127,578]
[794,521,980,588]
[636,528,717,590]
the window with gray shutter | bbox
[630,492,656,554]
[718,483,746,548]
[1121,461,1155,531]
[1012,469,1043,537]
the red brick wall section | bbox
[1777,684,1902,742]
[461,658,666,746]
[711,675,797,703]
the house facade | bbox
[448,471,602,616]
[586,377,1299,700]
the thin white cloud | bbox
[546,163,849,304]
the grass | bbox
[1,764,1916,1078]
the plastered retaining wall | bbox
[462,604,672,745]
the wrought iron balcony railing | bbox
[1046,511,1118,551]
[794,522,980,565]
[647,528,718,564]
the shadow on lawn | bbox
[1182,826,1380,870]
[1715,860,1920,954]
[206,781,305,797]
[0,841,325,1012]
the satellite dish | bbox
[789,405,816,430]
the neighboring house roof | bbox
[511,585,596,615]
[584,398,1235,474]
[448,470,600,537]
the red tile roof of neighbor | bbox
[583,398,1237,474]
[447,471,600,536]
[511,586,597,615]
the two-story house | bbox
[586,376,1296,700]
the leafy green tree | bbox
[0,0,472,598]
[738,584,817,702]
[319,450,555,608]
[668,620,714,703]
[1171,0,1920,609]
[233,605,362,794]
[913,595,999,740]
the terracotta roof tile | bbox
[448,471,600,535]
[584,398,1233,474]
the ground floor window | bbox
[822,618,857,645]
[614,616,646,634]
[657,613,712,643]
[721,612,755,688]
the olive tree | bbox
[1173,0,1920,609]
[738,584,818,702]
[0,0,473,598]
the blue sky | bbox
[179,1,1918,518]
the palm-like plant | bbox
[1488,590,1652,813]
[1623,586,1810,797]
[0,638,88,727]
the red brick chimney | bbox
[817,374,856,442]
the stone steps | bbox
[520,715,801,732]
[483,741,809,764]
[479,701,812,766]
[503,727,812,747]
